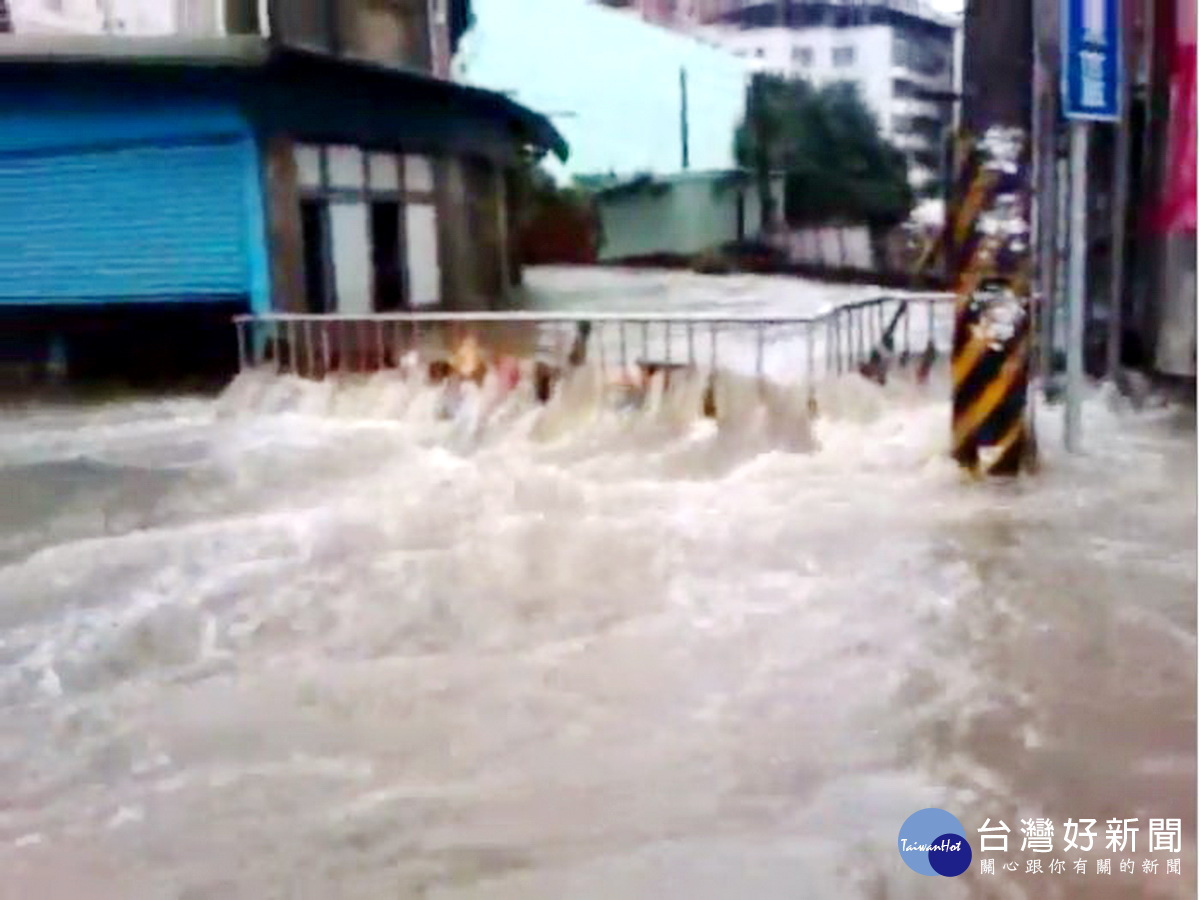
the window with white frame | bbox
[792,46,814,66]
[832,46,856,67]
[292,143,442,313]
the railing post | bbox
[235,319,248,372]
[825,316,833,374]
[805,321,816,396]
[754,322,765,380]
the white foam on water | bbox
[0,278,1193,898]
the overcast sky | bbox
[927,0,965,13]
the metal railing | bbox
[232,292,955,391]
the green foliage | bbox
[735,76,914,229]
[512,155,592,224]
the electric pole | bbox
[949,0,1036,476]
[680,67,690,170]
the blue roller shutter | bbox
[0,138,259,304]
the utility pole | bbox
[1064,122,1088,450]
[949,0,1036,476]
[1060,0,1121,451]
[680,67,690,171]
[752,73,772,233]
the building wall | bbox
[714,24,893,127]
[698,11,956,189]
[596,175,760,261]
[8,0,175,34]
[457,0,750,180]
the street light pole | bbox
[1064,121,1088,451]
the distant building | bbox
[660,1,959,192]
[594,0,741,27]
[4,0,174,35]
[0,2,565,382]
[581,169,783,262]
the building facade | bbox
[4,0,178,34]
[595,0,741,27]
[675,1,957,191]
[582,169,782,262]
[0,1,565,382]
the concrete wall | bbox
[779,225,875,270]
[596,175,758,261]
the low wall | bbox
[778,226,876,271]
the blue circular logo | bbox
[898,808,972,877]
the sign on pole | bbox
[1060,0,1121,451]
[1061,0,1122,121]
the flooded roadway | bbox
[0,268,1194,899]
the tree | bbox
[735,76,914,230]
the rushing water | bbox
[0,268,1194,899]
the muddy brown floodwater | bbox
[0,268,1194,899]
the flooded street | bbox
[0,268,1194,899]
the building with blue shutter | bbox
[0,7,566,384]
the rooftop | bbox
[0,34,568,161]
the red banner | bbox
[1155,0,1197,232]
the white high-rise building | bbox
[6,0,174,34]
[690,1,959,191]
[2,0,259,36]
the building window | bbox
[832,46,855,67]
[296,144,324,190]
[404,155,435,195]
[326,146,365,190]
[292,142,446,313]
[894,33,947,77]
[792,46,814,66]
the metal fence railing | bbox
[232,293,956,394]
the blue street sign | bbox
[1061,0,1122,121]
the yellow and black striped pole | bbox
[950,0,1037,478]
